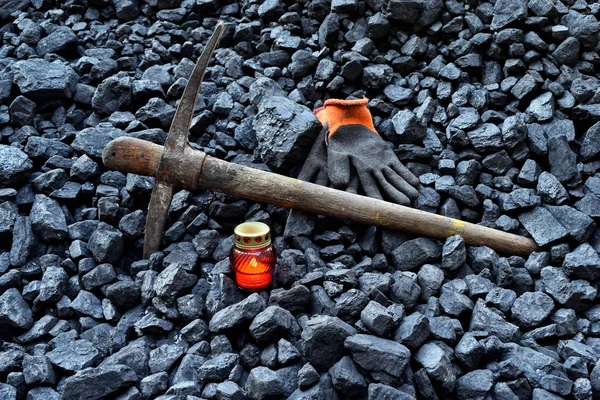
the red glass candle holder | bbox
[230,222,276,291]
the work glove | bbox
[284,98,420,237]
[324,98,420,205]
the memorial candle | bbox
[230,222,276,290]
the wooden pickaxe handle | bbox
[104,136,540,257]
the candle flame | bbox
[249,258,258,268]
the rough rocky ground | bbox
[1,0,600,399]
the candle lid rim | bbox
[234,221,270,237]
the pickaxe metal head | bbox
[143,22,224,258]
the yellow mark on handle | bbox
[374,212,390,227]
[447,220,466,236]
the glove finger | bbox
[347,173,360,194]
[391,160,420,188]
[358,169,383,200]
[384,167,419,200]
[314,169,329,187]
[297,162,318,182]
[298,128,328,182]
[375,170,411,205]
[328,152,351,189]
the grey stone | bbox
[455,333,484,370]
[329,356,367,398]
[23,354,56,385]
[154,264,196,304]
[26,387,60,400]
[518,207,569,246]
[563,243,600,280]
[389,272,421,309]
[394,312,430,349]
[552,37,580,67]
[360,300,395,337]
[386,0,423,23]
[252,96,321,172]
[580,121,600,161]
[149,343,186,374]
[469,299,518,342]
[245,366,284,400]
[92,76,132,116]
[133,312,173,335]
[544,205,595,243]
[467,124,503,153]
[0,145,32,188]
[87,222,124,264]
[440,289,474,317]
[298,363,320,389]
[384,85,412,106]
[61,364,138,400]
[518,159,541,187]
[572,378,592,400]
[334,288,369,324]
[491,0,527,30]
[0,288,32,330]
[288,373,339,400]
[457,369,494,399]
[527,92,554,122]
[10,217,34,267]
[249,306,296,343]
[72,124,126,160]
[71,290,103,319]
[511,292,554,328]
[37,265,67,303]
[0,0,30,18]
[47,340,101,373]
[391,238,441,270]
[30,194,67,242]
[415,342,455,391]
[113,0,139,20]
[278,338,301,366]
[548,135,579,184]
[301,315,357,371]
[140,372,168,399]
[269,285,311,314]
[199,353,239,382]
[392,109,426,143]
[345,334,410,384]
[9,95,35,125]
[209,293,266,332]
[537,172,568,205]
[12,59,78,99]
[37,27,77,56]
[485,288,517,313]
[442,235,466,270]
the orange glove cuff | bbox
[314,106,328,125]
[323,98,376,138]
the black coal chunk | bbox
[12,59,79,99]
[0,145,32,188]
[252,96,321,172]
[345,334,410,385]
[391,238,441,270]
[61,364,137,400]
[0,288,33,330]
[518,207,569,246]
[301,315,356,371]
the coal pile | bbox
[2,0,600,399]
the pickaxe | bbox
[103,22,540,259]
